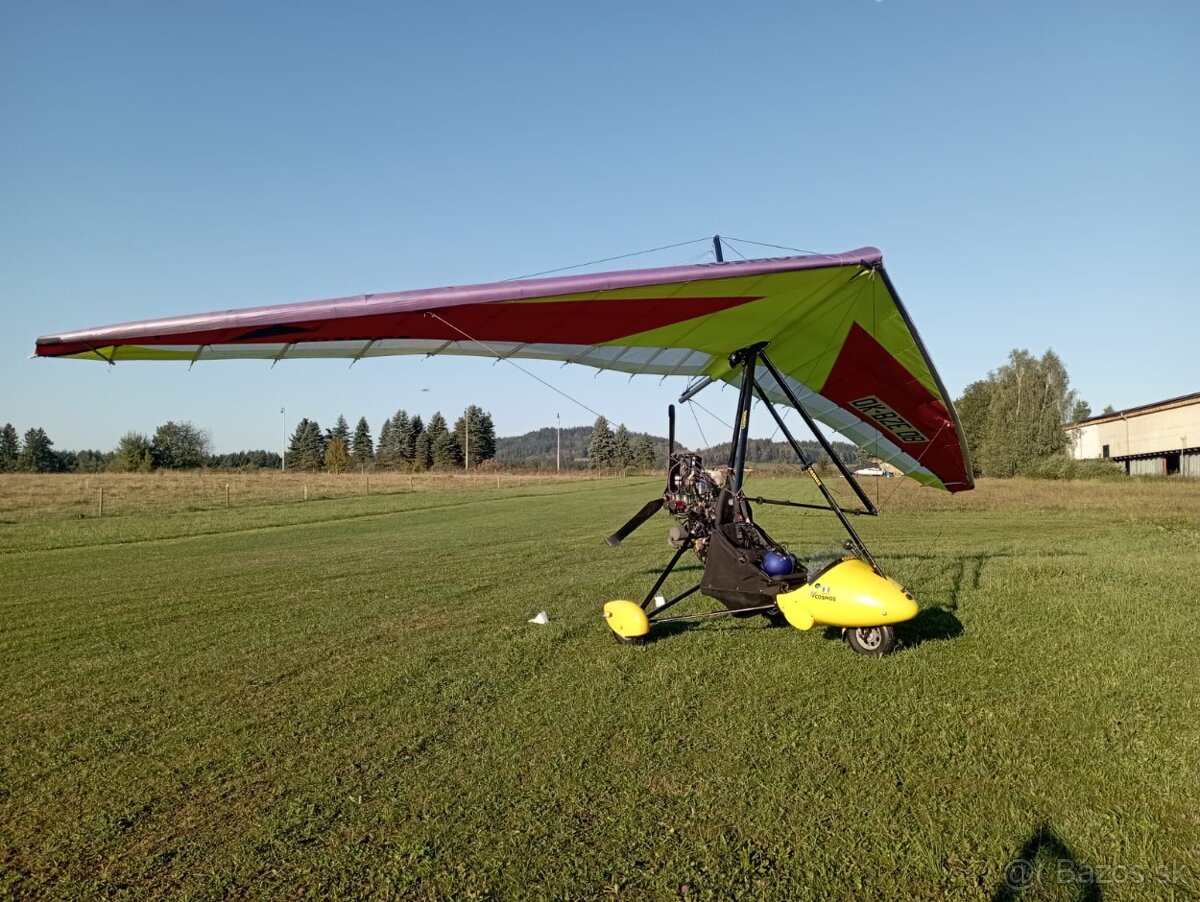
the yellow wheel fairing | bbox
[603,600,650,639]
[776,601,815,631]
[776,559,918,629]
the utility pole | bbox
[280,407,286,471]
[556,413,561,472]
[464,410,470,471]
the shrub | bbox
[1017,454,1125,481]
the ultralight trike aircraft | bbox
[33,238,973,655]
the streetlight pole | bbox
[280,407,286,471]
[556,413,561,473]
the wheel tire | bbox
[845,625,896,656]
[762,609,789,628]
[612,630,648,646]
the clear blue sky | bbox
[3,0,1196,454]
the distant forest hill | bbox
[496,426,858,469]
[496,426,657,466]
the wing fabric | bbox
[33,248,974,491]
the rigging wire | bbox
[423,311,609,420]
[502,236,712,282]
[678,246,715,265]
[722,236,822,256]
[686,401,709,449]
[721,241,748,261]
[689,398,732,431]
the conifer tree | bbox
[633,434,655,470]
[587,416,615,469]
[376,418,396,469]
[432,430,462,468]
[613,424,633,469]
[454,405,497,468]
[287,418,324,470]
[425,412,460,469]
[328,415,350,450]
[0,423,18,472]
[18,428,57,473]
[409,414,427,470]
[390,410,412,466]
[351,417,374,468]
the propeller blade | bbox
[606,497,665,547]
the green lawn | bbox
[1,477,1198,899]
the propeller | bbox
[607,404,676,547]
[606,497,665,547]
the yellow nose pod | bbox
[603,600,651,639]
[776,558,919,629]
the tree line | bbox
[954,348,1115,478]
[585,417,657,469]
[3,349,1110,480]
[286,406,497,472]
[0,421,280,473]
[584,416,856,470]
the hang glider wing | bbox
[33,247,973,491]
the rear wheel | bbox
[846,625,896,656]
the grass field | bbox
[2,473,1198,899]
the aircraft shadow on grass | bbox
[992,822,1102,901]
[891,548,1085,611]
[816,605,964,651]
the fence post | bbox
[98,486,104,517]
[304,484,308,501]
[225,483,230,508]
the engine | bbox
[663,453,726,559]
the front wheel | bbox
[612,631,647,646]
[846,625,896,656]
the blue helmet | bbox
[762,549,796,576]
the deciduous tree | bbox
[955,349,1083,478]
[151,421,210,469]
[324,437,350,473]
[954,379,995,478]
[113,432,154,472]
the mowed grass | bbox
[1,475,1198,899]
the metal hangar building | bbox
[1069,392,1200,477]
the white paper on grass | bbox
[528,611,549,625]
